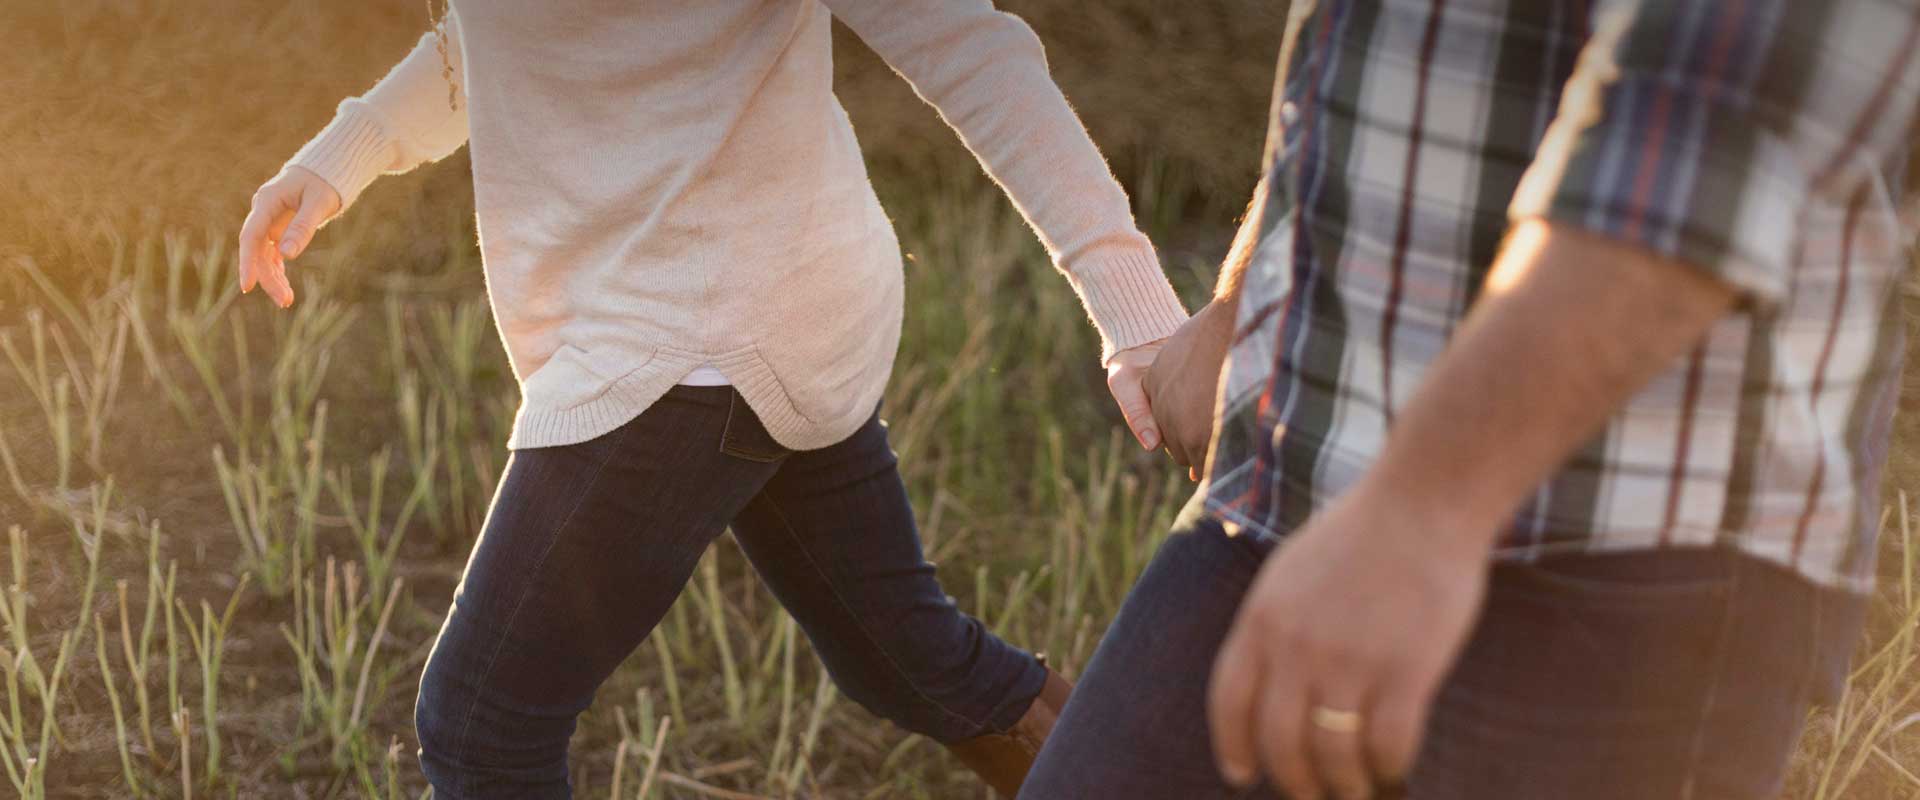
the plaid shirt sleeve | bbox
[1510,0,1920,307]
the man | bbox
[1023,0,1919,797]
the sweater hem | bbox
[505,348,884,452]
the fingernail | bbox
[1141,430,1160,450]
[279,238,299,258]
[1220,761,1254,788]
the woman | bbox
[236,2,1186,797]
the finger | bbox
[1207,622,1263,789]
[1254,659,1319,800]
[1179,428,1212,470]
[236,202,274,294]
[252,191,302,307]
[263,249,295,308]
[1107,369,1160,450]
[1307,682,1375,800]
[235,194,280,295]
[241,184,297,301]
[1364,670,1434,787]
[277,183,334,261]
[1166,444,1192,469]
[1163,421,1194,468]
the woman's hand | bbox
[1108,340,1167,451]
[237,166,342,308]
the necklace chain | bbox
[425,0,459,111]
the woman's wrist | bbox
[284,101,395,211]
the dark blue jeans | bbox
[1022,493,1867,799]
[416,385,1046,798]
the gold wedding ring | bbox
[1309,705,1364,734]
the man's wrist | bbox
[1195,295,1237,339]
[1347,471,1504,562]
[1214,178,1270,303]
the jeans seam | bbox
[1678,556,1743,800]
[1805,582,1825,705]
[721,391,787,463]
[754,490,990,734]
[441,421,635,782]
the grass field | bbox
[1,2,1916,798]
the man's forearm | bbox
[1352,220,1738,550]
[1214,176,1271,305]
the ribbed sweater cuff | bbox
[1068,243,1190,362]
[285,101,395,210]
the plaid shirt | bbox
[1204,0,1920,592]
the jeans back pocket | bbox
[720,390,792,463]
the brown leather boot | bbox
[943,658,1075,798]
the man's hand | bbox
[237,165,342,308]
[1204,222,1739,799]
[1206,482,1488,799]
[1143,298,1234,476]
[1108,341,1166,451]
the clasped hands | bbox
[1107,298,1486,800]
[1107,297,1235,479]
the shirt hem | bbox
[1199,496,1877,595]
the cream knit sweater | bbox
[289,0,1188,450]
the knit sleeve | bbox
[286,8,471,210]
[821,0,1188,361]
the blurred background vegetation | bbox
[0,1,1913,797]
